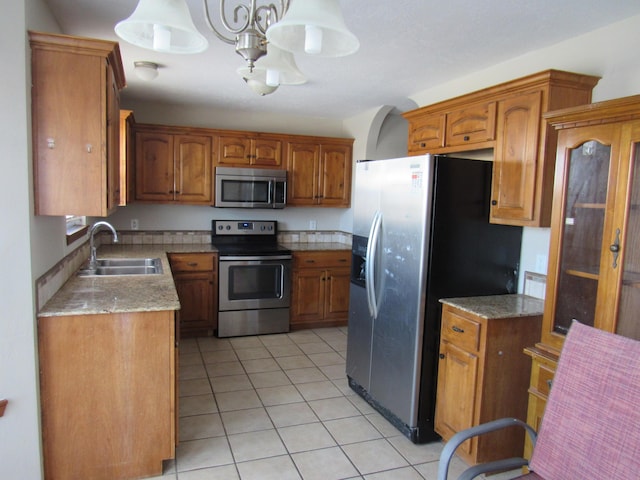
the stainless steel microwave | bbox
[215,166,287,209]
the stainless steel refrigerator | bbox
[346,154,522,443]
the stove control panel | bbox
[212,220,277,236]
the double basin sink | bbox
[78,257,163,277]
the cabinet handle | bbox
[547,379,553,389]
[305,259,316,263]
[187,262,198,267]
[451,325,464,333]
[610,228,621,268]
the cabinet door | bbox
[543,123,620,350]
[319,143,352,207]
[218,135,252,165]
[408,112,445,154]
[174,135,213,204]
[106,61,120,211]
[445,101,496,147]
[605,121,640,340]
[173,271,215,334]
[136,132,175,201]
[491,91,542,225]
[253,138,283,166]
[435,340,479,455]
[324,267,351,320]
[287,141,321,205]
[290,268,325,325]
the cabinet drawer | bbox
[169,253,215,272]
[445,101,496,147]
[441,307,481,352]
[534,362,555,398]
[408,113,446,153]
[293,250,351,269]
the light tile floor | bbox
[150,327,518,480]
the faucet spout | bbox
[88,221,119,270]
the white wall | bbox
[1,1,48,478]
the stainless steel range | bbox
[212,220,292,337]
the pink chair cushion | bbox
[528,322,640,480]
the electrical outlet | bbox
[309,220,317,230]
[131,219,139,230]
[535,254,547,273]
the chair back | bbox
[529,321,640,479]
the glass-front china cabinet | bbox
[524,95,640,459]
[543,95,640,352]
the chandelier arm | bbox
[202,0,235,44]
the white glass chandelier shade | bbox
[242,77,279,96]
[237,44,307,87]
[133,61,159,81]
[266,0,359,57]
[115,0,208,54]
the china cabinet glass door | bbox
[615,141,640,340]
[553,138,612,334]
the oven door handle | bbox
[219,255,292,261]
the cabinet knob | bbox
[610,228,621,268]
[463,136,470,141]
[439,353,445,359]
[491,200,497,206]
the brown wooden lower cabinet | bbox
[169,252,218,337]
[290,250,351,330]
[435,302,542,465]
[38,310,176,480]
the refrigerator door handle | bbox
[366,210,382,318]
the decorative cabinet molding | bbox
[30,31,125,217]
[403,70,600,226]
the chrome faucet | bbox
[88,221,119,270]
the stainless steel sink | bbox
[78,258,163,276]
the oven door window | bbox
[228,263,283,300]
[221,179,270,204]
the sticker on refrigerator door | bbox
[411,171,423,189]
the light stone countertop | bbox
[440,294,544,319]
[38,242,350,317]
[37,244,218,317]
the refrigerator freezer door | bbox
[367,156,434,428]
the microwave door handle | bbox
[268,179,275,207]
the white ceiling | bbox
[43,0,640,119]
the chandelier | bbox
[114,0,359,95]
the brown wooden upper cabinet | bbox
[218,134,283,167]
[403,70,600,227]
[286,138,353,207]
[30,31,125,217]
[135,125,214,205]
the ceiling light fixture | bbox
[115,0,208,54]
[203,0,290,72]
[133,61,160,81]
[266,0,359,57]
[238,44,306,88]
[115,0,358,92]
